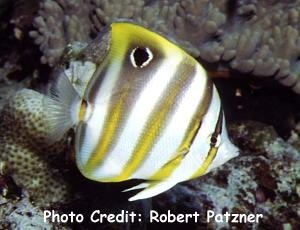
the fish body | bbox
[45,22,239,201]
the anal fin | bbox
[122,183,150,192]
[126,180,177,201]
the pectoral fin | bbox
[43,70,81,143]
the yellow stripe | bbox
[84,84,130,174]
[150,82,212,180]
[82,22,204,181]
[149,123,198,180]
[191,146,218,178]
[110,65,192,182]
[149,149,187,181]
[83,24,131,175]
[129,145,218,200]
[79,100,87,121]
[112,22,188,58]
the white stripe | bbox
[164,86,221,182]
[91,56,183,179]
[76,60,123,167]
[131,64,208,179]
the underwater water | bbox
[0,1,299,230]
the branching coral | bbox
[29,0,91,65]
[223,1,300,92]
[90,0,145,32]
[172,0,227,60]
[30,0,300,93]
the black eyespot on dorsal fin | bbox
[210,135,219,147]
[210,107,223,147]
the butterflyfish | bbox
[44,22,239,201]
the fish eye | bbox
[130,47,153,68]
[209,134,221,147]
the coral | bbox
[0,176,69,230]
[171,0,227,60]
[288,120,300,151]
[153,121,300,229]
[0,79,298,228]
[90,0,145,32]
[30,0,300,93]
[0,83,23,110]
[0,87,151,228]
[0,89,72,207]
[0,63,31,109]
[0,93,299,228]
[29,0,91,65]
[225,1,300,92]
[0,196,55,229]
